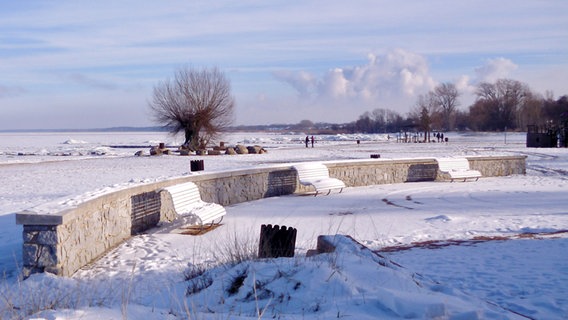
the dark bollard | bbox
[258,224,297,258]
[190,159,205,172]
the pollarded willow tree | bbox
[149,66,235,150]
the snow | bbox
[1,131,567,319]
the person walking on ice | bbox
[305,136,309,148]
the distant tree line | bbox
[344,78,568,135]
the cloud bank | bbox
[274,49,436,105]
[474,57,518,83]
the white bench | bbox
[293,162,346,196]
[163,182,226,228]
[436,158,482,182]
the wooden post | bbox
[258,224,297,258]
[190,160,204,171]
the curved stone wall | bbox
[16,155,526,277]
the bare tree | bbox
[296,119,314,130]
[149,66,235,149]
[355,112,373,133]
[517,91,543,129]
[413,92,439,142]
[434,82,460,130]
[475,79,529,130]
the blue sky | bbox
[1,1,567,129]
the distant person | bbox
[311,136,315,148]
[305,136,309,148]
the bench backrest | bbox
[164,182,202,213]
[293,163,330,181]
[437,158,471,172]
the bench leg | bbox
[211,216,223,227]
[197,216,224,232]
[197,217,205,232]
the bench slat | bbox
[163,182,226,225]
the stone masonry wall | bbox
[328,158,440,187]
[467,156,527,176]
[16,155,526,277]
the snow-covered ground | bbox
[1,131,567,319]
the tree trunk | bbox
[184,127,195,149]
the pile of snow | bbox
[184,235,520,319]
[62,138,88,145]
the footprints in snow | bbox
[382,196,451,223]
[76,234,184,279]
[381,195,423,210]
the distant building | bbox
[527,124,567,148]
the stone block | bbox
[208,149,221,155]
[247,146,261,154]
[37,230,58,245]
[23,231,38,243]
[22,244,39,265]
[149,146,162,156]
[235,145,248,154]
[37,246,58,267]
[316,235,337,253]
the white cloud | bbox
[474,57,518,83]
[274,49,436,106]
[272,70,316,98]
[320,68,349,98]
[454,75,471,92]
